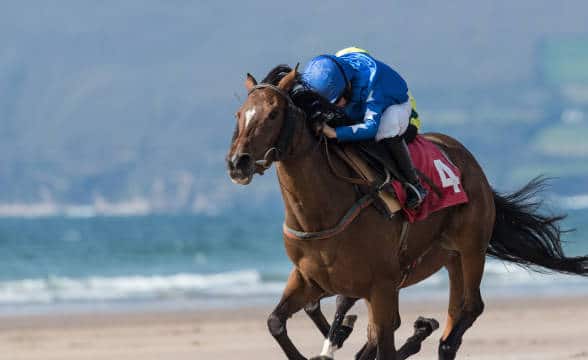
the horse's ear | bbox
[277,63,299,92]
[245,73,257,91]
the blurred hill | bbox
[1,1,587,215]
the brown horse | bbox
[226,65,588,360]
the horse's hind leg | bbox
[311,295,359,359]
[397,317,440,359]
[357,247,449,360]
[304,300,331,338]
[441,253,464,342]
[306,296,359,343]
[438,250,486,360]
[269,269,324,360]
[355,317,439,360]
[328,296,359,350]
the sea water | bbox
[0,207,586,314]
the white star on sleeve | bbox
[350,123,369,134]
[364,109,378,121]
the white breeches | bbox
[375,100,411,141]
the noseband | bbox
[246,83,304,169]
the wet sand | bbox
[2,296,588,360]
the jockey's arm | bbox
[334,96,386,142]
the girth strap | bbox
[396,221,435,290]
[282,194,374,241]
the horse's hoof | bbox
[309,357,333,360]
[438,343,457,360]
[438,338,459,360]
[414,316,439,335]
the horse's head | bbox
[227,65,300,185]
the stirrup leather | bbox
[405,182,425,205]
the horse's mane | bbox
[261,65,356,128]
[261,64,292,85]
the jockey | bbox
[300,47,427,209]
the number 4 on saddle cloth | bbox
[339,135,469,223]
[391,135,469,222]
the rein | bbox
[324,140,372,186]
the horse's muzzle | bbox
[227,152,254,185]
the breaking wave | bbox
[0,270,284,305]
[556,194,588,210]
[2,261,585,307]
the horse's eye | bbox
[268,110,278,119]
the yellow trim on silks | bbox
[408,92,421,130]
[336,47,370,57]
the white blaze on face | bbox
[244,108,257,128]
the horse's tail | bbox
[488,177,588,276]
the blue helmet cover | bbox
[300,55,347,103]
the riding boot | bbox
[382,136,427,209]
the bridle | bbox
[245,83,305,171]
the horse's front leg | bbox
[367,282,401,360]
[268,269,324,360]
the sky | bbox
[1,1,587,207]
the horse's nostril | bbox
[235,154,253,171]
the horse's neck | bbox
[276,129,357,232]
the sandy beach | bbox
[1,296,587,360]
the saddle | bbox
[332,141,404,216]
[331,139,443,218]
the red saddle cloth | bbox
[391,135,469,223]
